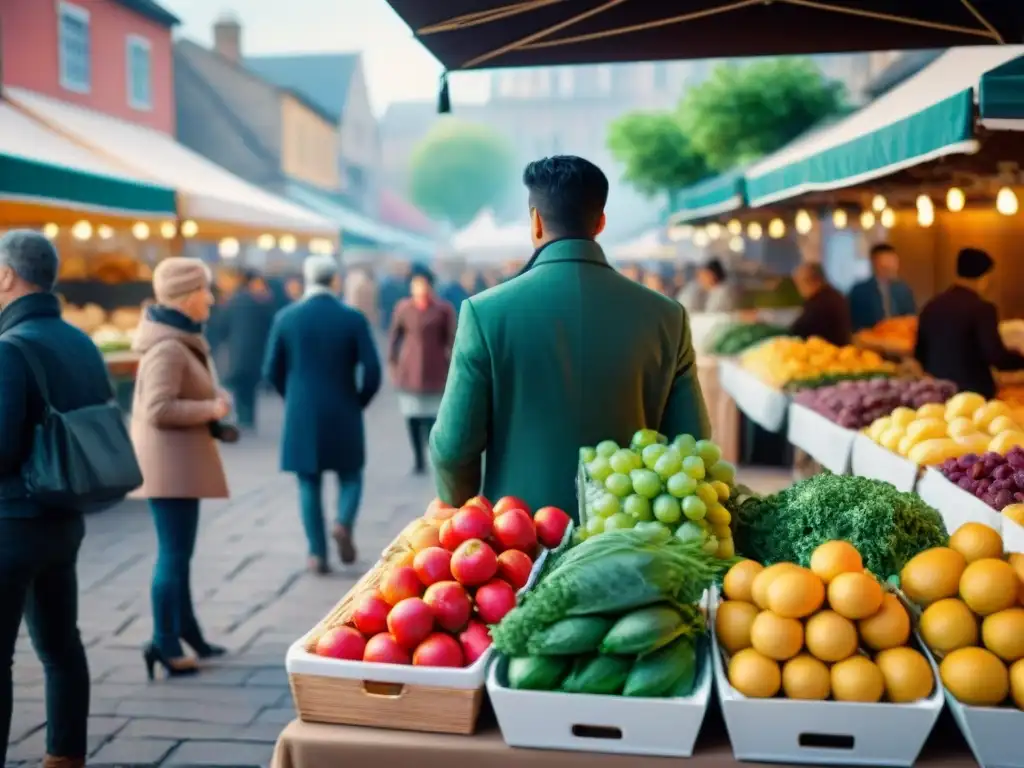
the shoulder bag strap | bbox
[0,335,55,411]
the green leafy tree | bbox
[409,119,515,228]
[607,112,710,204]
[680,58,846,171]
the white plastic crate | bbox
[1004,517,1024,553]
[787,402,857,474]
[711,602,943,766]
[916,468,1002,536]
[850,433,920,492]
[718,359,790,433]
[487,650,711,757]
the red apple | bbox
[534,506,572,549]
[496,549,533,591]
[458,621,493,665]
[493,509,537,553]
[438,519,461,551]
[423,580,472,632]
[450,539,498,586]
[493,496,530,517]
[413,546,452,587]
[474,579,517,624]
[386,597,435,649]
[424,498,456,526]
[363,633,410,665]
[463,495,494,517]
[412,633,464,667]
[352,592,390,636]
[447,505,493,549]
[379,566,423,605]
[316,626,366,661]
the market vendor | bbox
[848,243,916,332]
[789,262,852,347]
[915,247,1024,398]
[429,155,710,517]
[698,258,739,313]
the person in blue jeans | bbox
[130,259,231,678]
[264,255,381,572]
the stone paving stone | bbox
[90,738,179,767]
[251,708,296,726]
[164,741,275,767]
[118,719,283,743]
[244,669,288,687]
[113,698,264,725]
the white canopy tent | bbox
[611,228,677,262]
[451,210,532,264]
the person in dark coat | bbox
[438,270,471,318]
[915,247,1024,398]
[848,242,917,332]
[790,262,852,346]
[263,255,382,572]
[0,231,114,768]
[216,269,276,429]
[377,261,410,333]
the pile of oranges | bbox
[901,522,1024,709]
[716,540,933,703]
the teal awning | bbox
[671,169,746,223]
[745,47,1024,208]
[284,182,435,256]
[979,52,1024,123]
[0,102,176,217]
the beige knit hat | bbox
[152,257,210,303]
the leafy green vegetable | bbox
[733,474,948,578]
[526,616,614,655]
[491,528,729,656]
[786,371,896,391]
[600,604,698,655]
[711,322,789,356]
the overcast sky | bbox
[163,0,489,115]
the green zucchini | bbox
[526,616,614,656]
[507,655,571,691]
[561,654,634,695]
[600,604,686,655]
[623,637,697,697]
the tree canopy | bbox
[607,112,709,204]
[409,119,515,228]
[679,57,847,172]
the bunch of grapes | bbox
[794,377,957,430]
[939,446,1024,510]
[580,429,736,558]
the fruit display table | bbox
[270,709,976,768]
[696,356,739,464]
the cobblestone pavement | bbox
[7,384,434,768]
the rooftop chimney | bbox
[213,12,241,63]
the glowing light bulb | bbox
[728,236,744,253]
[917,206,935,227]
[727,219,742,236]
[257,234,276,250]
[97,225,114,240]
[860,211,876,229]
[279,234,297,253]
[871,194,887,212]
[71,220,92,241]
[705,222,722,240]
[218,237,240,258]
[880,208,896,229]
[692,228,709,247]
[768,218,786,239]
[832,209,848,229]
[795,209,813,235]
[160,221,177,239]
[916,194,933,212]
[946,187,965,212]
[747,222,763,241]
[996,187,1018,216]
[132,222,150,240]
[42,223,59,240]
[180,220,199,238]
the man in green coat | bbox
[430,156,710,519]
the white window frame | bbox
[58,1,91,94]
[125,34,153,111]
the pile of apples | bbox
[315,495,571,668]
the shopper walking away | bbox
[790,262,853,347]
[0,232,117,767]
[216,269,275,429]
[131,258,230,679]
[263,255,382,572]
[438,270,471,317]
[916,247,1024,398]
[389,265,456,475]
[430,156,710,517]
[848,243,916,332]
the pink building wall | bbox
[0,0,175,134]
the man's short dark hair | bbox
[702,258,727,283]
[522,156,608,238]
[0,229,59,291]
[241,268,262,286]
[869,243,896,261]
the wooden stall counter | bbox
[271,709,976,768]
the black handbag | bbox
[3,336,143,505]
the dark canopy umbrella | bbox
[386,0,1023,73]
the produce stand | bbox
[717,359,789,434]
[915,469,1002,536]
[786,402,856,474]
[849,433,920,492]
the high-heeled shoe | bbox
[183,638,228,659]
[143,644,199,680]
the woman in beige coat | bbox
[130,258,230,679]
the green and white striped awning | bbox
[670,168,746,223]
[745,46,1024,208]
[978,51,1024,130]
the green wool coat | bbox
[429,239,710,520]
